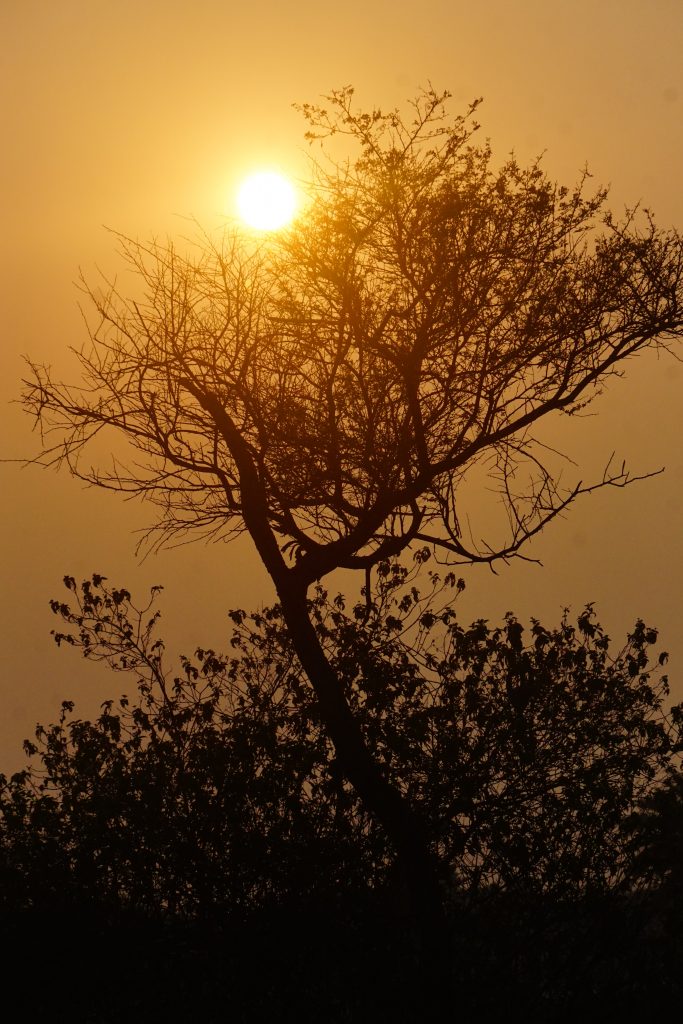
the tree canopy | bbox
[24,88,683,576]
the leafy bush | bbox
[1,565,680,915]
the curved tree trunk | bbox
[274,577,444,917]
[193,388,444,916]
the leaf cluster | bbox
[1,567,680,915]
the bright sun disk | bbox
[237,171,297,230]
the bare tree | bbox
[22,88,683,909]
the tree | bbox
[1,572,680,915]
[22,87,683,905]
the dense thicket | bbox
[2,565,680,918]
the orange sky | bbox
[1,0,682,771]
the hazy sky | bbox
[2,0,682,771]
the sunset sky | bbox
[1,0,682,772]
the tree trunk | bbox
[274,576,444,918]
[192,391,445,917]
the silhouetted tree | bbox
[2,570,679,915]
[22,87,683,902]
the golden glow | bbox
[236,171,297,230]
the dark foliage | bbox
[3,892,682,1021]
[1,564,680,918]
[624,764,683,897]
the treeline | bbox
[1,566,682,1017]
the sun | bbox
[236,171,297,231]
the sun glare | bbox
[236,171,297,231]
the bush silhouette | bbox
[1,564,680,917]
